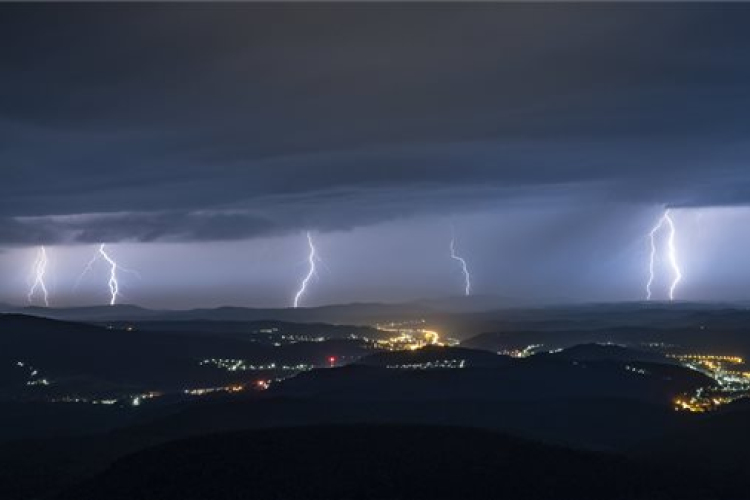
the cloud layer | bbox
[3,4,750,245]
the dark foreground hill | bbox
[59,424,702,500]
[273,356,711,406]
[0,398,689,500]
[633,407,750,475]
[540,343,674,364]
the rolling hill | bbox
[58,424,704,500]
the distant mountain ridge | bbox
[1,302,433,325]
[5,299,750,329]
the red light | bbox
[328,356,336,365]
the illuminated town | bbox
[386,359,467,370]
[497,344,545,358]
[669,354,750,412]
[199,359,315,373]
[373,321,454,351]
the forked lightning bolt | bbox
[27,246,49,307]
[450,229,472,296]
[293,231,317,308]
[646,209,682,301]
[76,244,139,306]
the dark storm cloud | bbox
[0,217,58,246]
[3,3,750,244]
[44,211,278,243]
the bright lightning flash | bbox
[450,231,472,296]
[293,231,317,308]
[664,211,682,301]
[98,244,120,306]
[76,244,138,306]
[27,246,49,307]
[646,209,682,301]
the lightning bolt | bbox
[646,215,664,301]
[27,246,49,307]
[664,210,682,301]
[293,231,317,308]
[450,228,472,296]
[646,209,682,301]
[75,244,139,306]
[98,244,120,306]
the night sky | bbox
[3,4,750,308]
